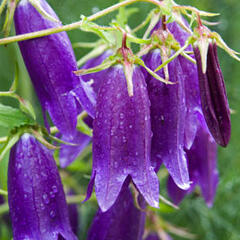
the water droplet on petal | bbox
[42,193,50,204]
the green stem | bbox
[0,189,8,196]
[0,0,8,16]
[0,0,163,45]
[0,137,8,144]
[0,203,9,216]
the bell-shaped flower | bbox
[8,133,77,240]
[151,20,203,149]
[194,42,231,147]
[59,49,113,168]
[87,178,146,240]
[167,114,218,207]
[143,51,190,190]
[87,65,159,212]
[14,0,95,138]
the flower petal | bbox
[92,65,159,211]
[143,50,190,189]
[14,0,94,136]
[87,179,146,240]
[8,134,77,240]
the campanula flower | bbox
[14,0,95,138]
[143,50,190,190]
[87,65,159,211]
[167,114,218,207]
[8,133,77,239]
[87,178,146,240]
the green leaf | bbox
[0,103,34,130]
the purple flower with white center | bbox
[194,42,231,147]
[167,114,218,207]
[8,133,77,240]
[87,179,146,240]
[143,50,190,190]
[14,0,96,138]
[87,65,159,212]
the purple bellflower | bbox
[194,43,231,147]
[87,178,146,240]
[59,51,113,168]
[152,21,202,150]
[167,114,218,207]
[143,50,190,190]
[8,133,77,240]
[14,0,96,138]
[87,65,159,212]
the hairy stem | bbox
[0,0,163,45]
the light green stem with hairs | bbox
[0,0,163,45]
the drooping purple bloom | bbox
[59,51,113,168]
[153,21,202,149]
[87,179,146,240]
[167,115,218,207]
[14,0,95,138]
[143,50,190,190]
[89,65,159,211]
[8,133,77,240]
[194,43,231,147]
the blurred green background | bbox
[0,0,240,239]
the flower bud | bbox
[8,133,77,239]
[194,43,231,147]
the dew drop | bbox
[49,191,55,199]
[42,193,50,204]
[50,210,56,218]
[52,185,58,193]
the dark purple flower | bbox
[14,0,95,138]
[143,50,190,190]
[88,65,159,211]
[87,178,146,240]
[167,114,218,207]
[194,43,231,147]
[8,133,77,239]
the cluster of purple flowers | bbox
[7,0,231,239]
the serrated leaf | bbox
[0,103,34,130]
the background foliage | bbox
[0,0,239,239]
